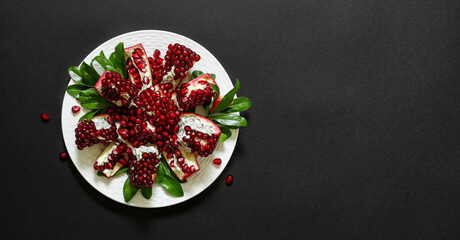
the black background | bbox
[1,0,459,239]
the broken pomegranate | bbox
[177,113,221,157]
[125,44,153,90]
[163,146,199,181]
[94,142,133,178]
[95,71,139,107]
[176,74,219,111]
[75,114,118,150]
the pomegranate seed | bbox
[213,158,222,165]
[41,112,49,122]
[59,152,68,159]
[72,106,81,113]
[226,174,233,185]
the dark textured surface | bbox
[1,0,459,239]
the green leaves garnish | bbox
[192,70,251,142]
[211,79,240,114]
[155,157,184,197]
[123,177,139,203]
[141,187,153,199]
[208,113,248,128]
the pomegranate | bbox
[149,43,200,90]
[125,44,153,90]
[94,71,139,107]
[163,146,199,181]
[177,113,221,157]
[129,144,161,187]
[94,142,133,178]
[175,74,219,111]
[75,114,118,150]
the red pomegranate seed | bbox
[41,112,49,122]
[213,158,222,165]
[72,106,81,113]
[226,174,233,185]
[60,152,68,159]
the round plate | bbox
[61,30,238,208]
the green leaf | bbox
[209,113,247,128]
[91,56,115,76]
[66,84,89,98]
[210,73,216,80]
[192,70,203,79]
[109,52,116,65]
[99,50,106,59]
[79,88,98,97]
[141,187,153,199]
[114,43,127,79]
[204,84,220,115]
[221,97,251,113]
[157,157,187,183]
[218,125,232,142]
[158,174,184,197]
[68,66,83,82]
[81,98,115,110]
[114,167,128,176]
[80,63,98,86]
[78,109,100,122]
[123,177,139,202]
[97,171,105,176]
[211,79,240,113]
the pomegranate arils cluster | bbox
[166,43,200,80]
[75,118,117,150]
[129,152,160,187]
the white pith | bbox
[177,115,217,141]
[93,116,111,130]
[134,143,159,160]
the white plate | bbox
[61,30,238,208]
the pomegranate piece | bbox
[212,158,222,165]
[177,113,221,157]
[175,74,219,111]
[74,114,118,150]
[129,144,161,187]
[125,44,153,90]
[41,112,50,122]
[72,106,81,113]
[226,174,233,185]
[150,43,201,90]
[94,142,133,178]
[95,71,139,107]
[163,146,199,181]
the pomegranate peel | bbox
[163,146,199,181]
